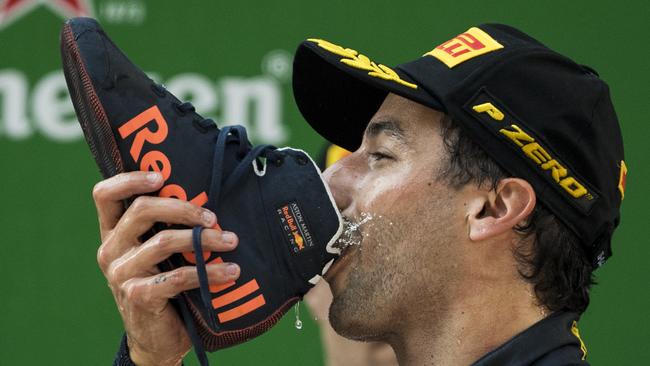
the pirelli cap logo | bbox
[466,90,598,214]
[425,27,504,68]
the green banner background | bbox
[0,0,648,364]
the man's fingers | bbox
[93,171,164,234]
[97,191,217,270]
[113,196,217,247]
[121,264,241,310]
[110,229,239,282]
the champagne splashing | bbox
[333,212,376,251]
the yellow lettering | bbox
[559,177,588,198]
[540,159,567,183]
[308,38,418,89]
[499,124,534,147]
[472,102,504,121]
[488,113,589,200]
[306,38,358,59]
[522,143,551,165]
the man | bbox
[305,143,399,366]
[103,24,625,365]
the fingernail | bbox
[221,231,236,244]
[226,263,239,276]
[146,172,161,184]
[202,210,216,226]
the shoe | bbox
[60,17,343,363]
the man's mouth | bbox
[324,243,356,282]
[331,214,370,250]
[324,216,366,281]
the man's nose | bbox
[322,156,359,212]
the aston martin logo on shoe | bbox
[278,201,315,255]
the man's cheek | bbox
[359,173,413,213]
[360,221,403,266]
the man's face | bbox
[323,93,472,341]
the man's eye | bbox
[369,152,392,161]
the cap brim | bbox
[292,40,443,151]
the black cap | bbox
[292,24,627,267]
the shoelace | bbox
[148,87,279,365]
[175,123,279,366]
[152,83,217,132]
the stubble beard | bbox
[328,215,405,342]
[327,191,457,344]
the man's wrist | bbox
[124,334,184,366]
[129,351,183,366]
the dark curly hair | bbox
[436,115,595,314]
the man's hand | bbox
[93,171,240,366]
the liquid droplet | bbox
[294,303,303,330]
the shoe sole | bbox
[61,23,124,179]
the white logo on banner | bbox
[0,50,291,144]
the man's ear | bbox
[467,178,536,241]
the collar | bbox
[471,311,589,366]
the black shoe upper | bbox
[62,17,343,353]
